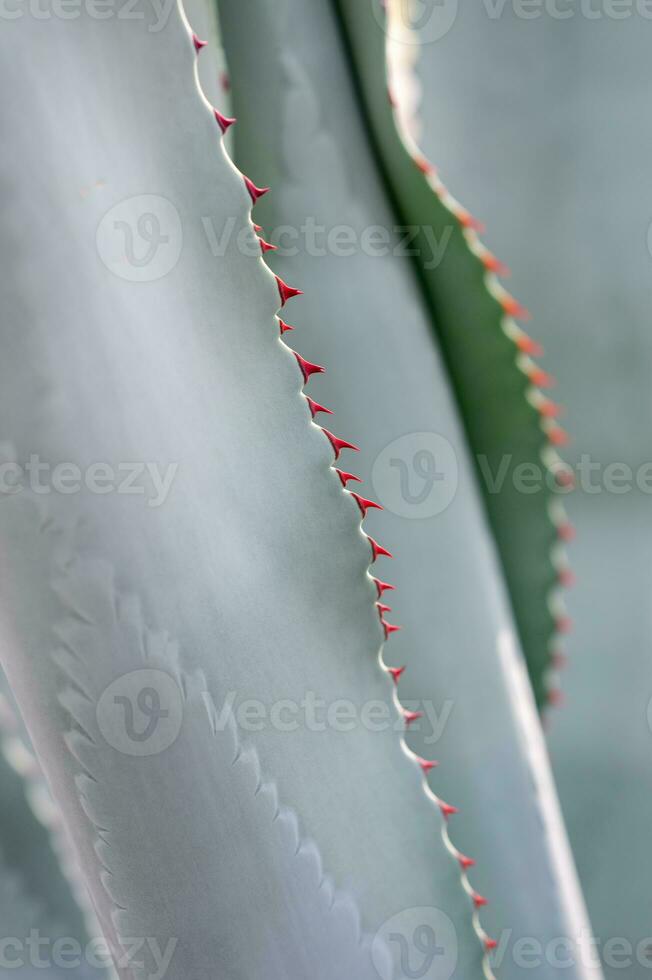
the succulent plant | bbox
[0,1,612,979]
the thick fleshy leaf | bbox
[0,6,499,979]
[216,0,600,976]
[332,0,569,708]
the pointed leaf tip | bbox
[258,237,277,254]
[417,757,438,774]
[558,522,576,542]
[214,109,236,134]
[276,276,303,306]
[243,175,270,204]
[335,469,361,487]
[381,619,401,638]
[483,252,510,276]
[502,296,531,321]
[439,800,458,819]
[305,396,332,418]
[403,709,422,727]
[367,536,392,561]
[516,334,544,357]
[321,428,359,460]
[349,492,383,517]
[529,367,555,388]
[548,426,570,446]
[293,352,324,383]
[458,853,475,870]
[558,568,576,588]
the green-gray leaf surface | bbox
[216,0,601,977]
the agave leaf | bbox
[409,6,652,971]
[0,714,99,980]
[0,5,497,978]
[329,0,571,708]
[215,0,601,976]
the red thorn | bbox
[414,154,435,175]
[557,616,573,634]
[558,568,576,588]
[482,252,510,276]
[368,536,392,561]
[335,469,361,487]
[376,602,392,614]
[305,396,332,418]
[276,276,303,306]
[485,938,498,952]
[516,334,544,357]
[321,428,359,460]
[258,236,277,254]
[548,426,570,446]
[439,800,459,819]
[540,399,563,419]
[529,367,555,388]
[552,651,568,670]
[372,577,395,596]
[381,619,401,638]
[349,492,383,517]
[243,175,270,204]
[403,709,423,727]
[192,33,207,52]
[502,296,531,321]
[458,853,475,870]
[387,665,405,684]
[548,688,565,707]
[278,319,294,335]
[253,224,263,233]
[417,757,438,774]
[472,892,488,909]
[214,109,236,134]
[457,208,485,233]
[294,352,325,383]
[555,468,575,490]
[558,522,576,542]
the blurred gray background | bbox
[416,3,652,973]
